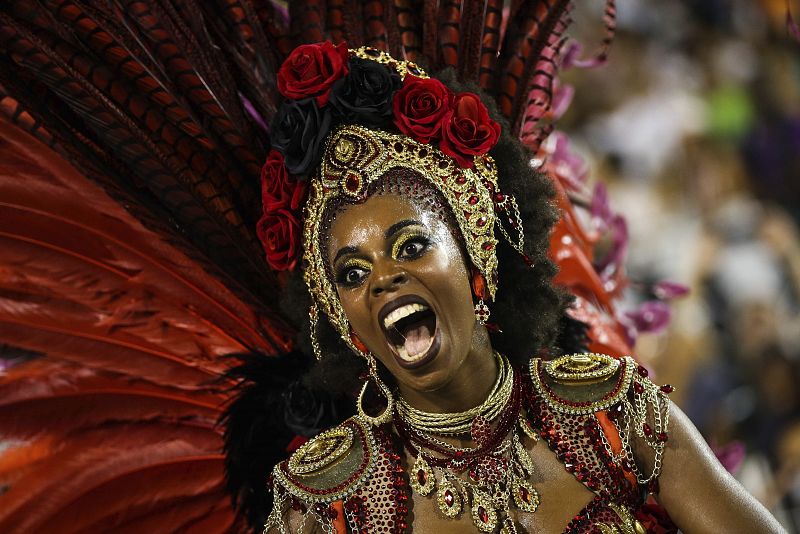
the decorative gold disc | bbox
[287,426,354,475]
[544,353,620,384]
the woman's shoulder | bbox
[527,352,656,413]
[271,415,381,503]
[527,352,673,489]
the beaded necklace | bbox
[394,354,539,534]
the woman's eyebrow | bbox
[384,219,423,240]
[333,245,359,264]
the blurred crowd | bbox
[562,0,800,531]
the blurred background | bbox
[563,0,800,531]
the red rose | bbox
[439,93,501,168]
[260,149,307,212]
[392,75,453,143]
[277,42,349,106]
[256,209,302,271]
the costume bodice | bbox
[264,355,676,533]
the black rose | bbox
[329,58,401,127]
[271,98,332,177]
[283,380,332,437]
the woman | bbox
[252,44,785,533]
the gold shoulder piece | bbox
[274,416,379,503]
[529,354,635,414]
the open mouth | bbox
[379,296,440,369]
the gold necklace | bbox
[394,354,539,533]
[396,352,514,435]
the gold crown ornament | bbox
[302,124,505,352]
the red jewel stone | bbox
[478,506,489,523]
[468,195,479,205]
[494,193,505,203]
[519,486,531,503]
[444,489,454,507]
[469,469,478,480]
[643,423,652,436]
[482,242,494,251]
[657,431,669,442]
[476,216,487,227]
[345,171,360,192]
[456,176,467,184]
[454,450,464,459]
[660,384,674,393]
[416,469,426,486]
[633,382,644,394]
[637,365,649,377]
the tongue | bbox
[403,324,433,357]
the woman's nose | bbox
[371,261,408,296]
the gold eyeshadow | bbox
[391,228,431,260]
[340,257,372,273]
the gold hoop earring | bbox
[357,355,394,426]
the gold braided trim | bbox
[302,124,501,346]
[274,416,379,504]
[349,46,429,80]
[529,355,634,415]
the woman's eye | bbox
[402,241,423,257]
[396,236,430,259]
[337,264,369,287]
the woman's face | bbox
[326,193,479,393]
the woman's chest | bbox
[400,439,597,534]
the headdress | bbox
[259,44,527,353]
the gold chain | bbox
[396,352,513,435]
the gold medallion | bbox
[436,477,462,517]
[471,488,498,532]
[287,426,354,475]
[410,455,435,496]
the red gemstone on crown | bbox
[519,486,531,503]
[643,423,652,437]
[633,382,644,394]
[417,469,427,486]
[444,490,454,506]
[344,171,360,192]
[478,506,489,523]
[660,384,674,393]
[637,365,649,377]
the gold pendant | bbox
[519,412,539,441]
[500,518,519,534]
[470,488,498,532]
[514,437,536,476]
[410,455,435,496]
[436,477,462,518]
[512,478,540,513]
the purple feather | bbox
[590,182,612,233]
[624,300,671,334]
[653,280,690,300]
[240,92,270,133]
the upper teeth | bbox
[383,303,428,329]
